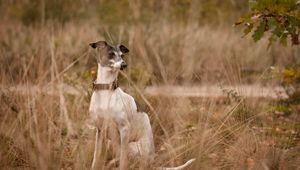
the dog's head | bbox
[89,41,129,71]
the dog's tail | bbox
[157,158,196,170]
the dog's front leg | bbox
[119,125,129,170]
[91,128,101,169]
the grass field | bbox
[0,1,300,169]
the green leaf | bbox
[235,16,247,26]
[243,23,254,37]
[267,17,284,37]
[280,32,288,46]
[252,21,266,42]
[267,18,278,32]
[287,15,300,27]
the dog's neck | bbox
[95,63,119,84]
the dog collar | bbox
[93,80,118,91]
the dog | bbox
[88,41,195,170]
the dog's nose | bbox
[120,62,127,70]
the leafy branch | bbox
[235,0,300,46]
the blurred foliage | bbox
[0,0,248,26]
[20,1,40,25]
[236,0,300,46]
[99,0,249,25]
[236,1,300,105]
[271,65,300,104]
[0,0,88,25]
[281,66,300,84]
[96,0,132,24]
[233,103,256,123]
[272,65,300,86]
[270,104,291,114]
[220,86,242,103]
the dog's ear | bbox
[89,42,97,49]
[118,45,129,54]
[89,41,107,49]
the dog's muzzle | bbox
[120,62,127,70]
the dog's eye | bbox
[108,52,115,59]
[121,54,125,58]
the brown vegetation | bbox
[0,0,299,169]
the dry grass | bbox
[0,19,299,170]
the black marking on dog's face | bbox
[89,41,129,70]
[118,45,129,54]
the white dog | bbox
[88,41,194,170]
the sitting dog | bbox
[88,41,194,170]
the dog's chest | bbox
[90,90,120,112]
[89,89,134,123]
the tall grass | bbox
[0,4,299,170]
